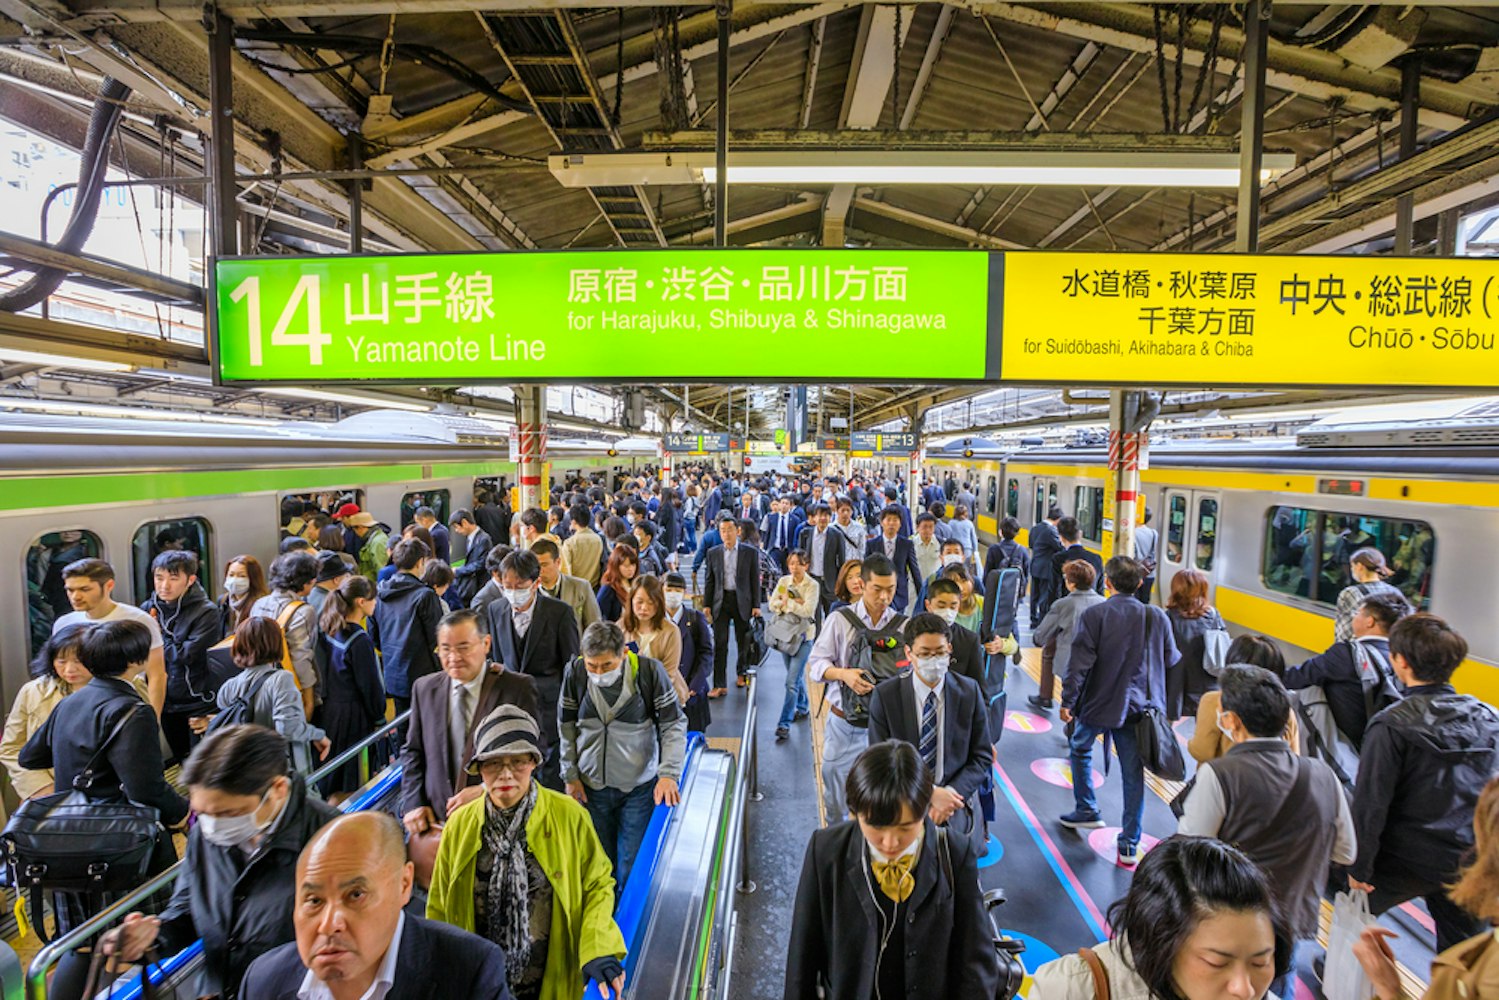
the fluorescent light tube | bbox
[0,396,279,426]
[257,387,431,412]
[698,165,1286,187]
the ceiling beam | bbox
[899,4,955,130]
[851,197,1025,248]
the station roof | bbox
[1,1,1497,431]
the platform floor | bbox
[721,601,1441,1000]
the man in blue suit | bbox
[762,495,803,573]
[866,505,922,612]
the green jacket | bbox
[356,528,389,584]
[426,786,627,1000]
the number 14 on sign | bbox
[228,275,332,366]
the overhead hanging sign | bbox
[663,432,730,453]
[212,249,996,385]
[998,252,1499,390]
[850,431,917,455]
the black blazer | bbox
[399,664,541,821]
[784,819,999,1000]
[796,525,849,602]
[19,675,187,825]
[864,534,922,612]
[703,544,762,620]
[239,914,513,1000]
[868,672,992,799]
[1028,520,1063,578]
[452,528,494,604]
[1050,544,1105,602]
[484,592,579,741]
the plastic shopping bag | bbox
[1323,890,1377,1000]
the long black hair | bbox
[1108,836,1292,999]
[30,623,89,681]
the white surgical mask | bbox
[589,666,624,687]
[914,654,949,685]
[1216,712,1237,742]
[941,553,963,566]
[222,576,249,596]
[198,788,274,848]
[627,514,639,525]
[933,607,959,626]
[505,586,534,609]
[664,591,684,612]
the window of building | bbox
[400,489,451,529]
[1261,506,1434,609]
[1166,495,1187,563]
[1006,479,1020,519]
[24,529,103,658]
[133,517,214,604]
[1076,486,1105,543]
[1195,499,1219,571]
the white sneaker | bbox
[1117,842,1141,866]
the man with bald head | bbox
[239,812,512,1000]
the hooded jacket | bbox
[156,774,339,999]
[1351,684,1499,890]
[142,582,223,714]
[373,572,444,700]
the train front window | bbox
[1006,479,1019,518]
[133,518,213,603]
[1262,506,1434,610]
[25,529,103,658]
[1166,496,1187,563]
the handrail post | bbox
[736,674,757,895]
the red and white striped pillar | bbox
[516,385,548,514]
[1107,390,1148,563]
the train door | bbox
[1159,489,1223,600]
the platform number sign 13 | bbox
[228,274,332,366]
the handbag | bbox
[1,710,164,940]
[82,946,177,1000]
[1079,947,1112,1000]
[1132,608,1187,781]
[1323,890,1377,1000]
[765,610,808,657]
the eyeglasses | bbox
[435,642,482,656]
[479,758,534,776]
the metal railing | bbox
[703,666,760,999]
[23,712,410,1000]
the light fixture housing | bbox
[549,149,1297,189]
[0,348,135,373]
[257,387,432,413]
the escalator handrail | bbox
[24,713,409,1000]
[705,671,757,999]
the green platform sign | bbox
[212,249,997,385]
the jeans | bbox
[1068,719,1145,849]
[585,779,657,892]
[820,712,869,823]
[777,642,811,728]
[682,521,697,555]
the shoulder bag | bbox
[1132,607,1188,781]
[1079,947,1112,1000]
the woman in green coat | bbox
[428,704,628,1000]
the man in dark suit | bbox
[796,502,848,610]
[702,477,723,526]
[923,578,1012,740]
[703,513,763,696]
[448,508,493,606]
[400,609,540,836]
[1049,516,1105,603]
[866,506,923,613]
[483,549,580,791]
[237,812,512,1000]
[763,496,800,573]
[1028,506,1065,627]
[869,614,993,854]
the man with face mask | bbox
[558,622,687,890]
[484,550,580,792]
[94,725,339,1000]
[664,573,713,733]
[868,614,992,854]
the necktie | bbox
[776,518,784,550]
[872,855,917,903]
[450,683,472,774]
[920,690,938,772]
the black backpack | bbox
[206,669,276,735]
[837,608,908,729]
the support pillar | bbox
[347,134,364,253]
[1394,57,1421,256]
[1234,0,1269,254]
[1107,390,1159,566]
[905,408,925,516]
[714,0,731,248]
[516,385,548,514]
[207,9,238,258]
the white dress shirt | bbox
[512,594,536,638]
[722,543,739,590]
[810,527,828,577]
[299,912,405,1000]
[807,599,899,711]
[910,670,946,782]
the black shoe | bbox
[1027,694,1055,712]
[775,726,790,742]
[793,710,809,722]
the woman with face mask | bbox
[95,725,339,1000]
[216,554,268,638]
[1030,836,1291,1000]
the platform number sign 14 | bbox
[228,274,332,366]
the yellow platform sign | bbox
[999,252,1499,389]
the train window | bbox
[1166,496,1187,563]
[474,477,507,507]
[1075,486,1105,543]
[1195,499,1218,571]
[1005,479,1019,519]
[24,529,103,657]
[400,489,450,529]
[1047,482,1059,516]
[279,489,365,540]
[1033,481,1046,524]
[1261,506,1434,610]
[986,476,998,516]
[132,518,213,603]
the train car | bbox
[0,412,648,704]
[922,419,1499,704]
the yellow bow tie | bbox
[872,854,917,903]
